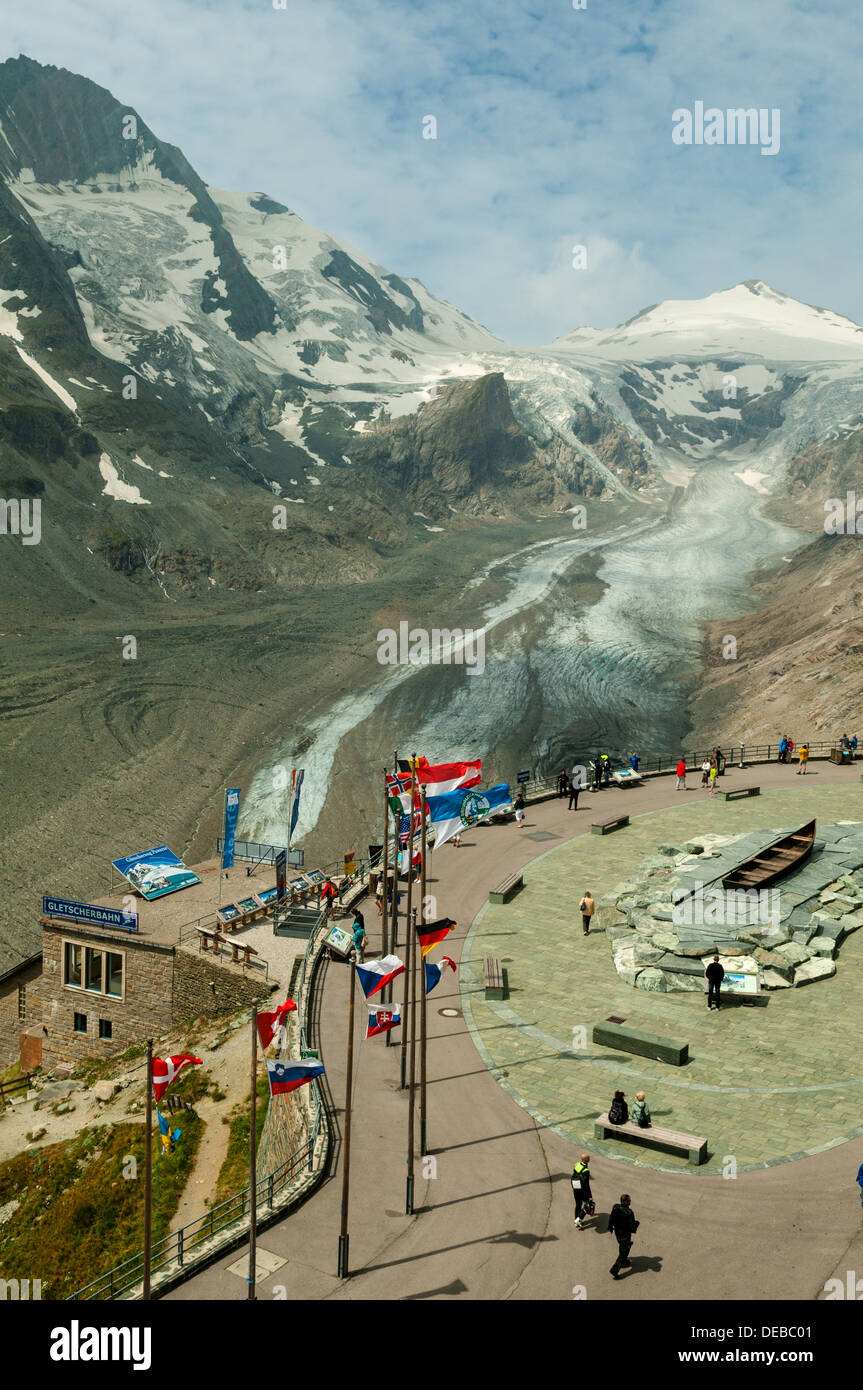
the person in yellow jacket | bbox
[797,743,810,775]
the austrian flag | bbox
[152,1053,202,1102]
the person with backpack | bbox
[630,1091,651,1128]
[607,1193,639,1278]
[571,1152,595,1229]
[608,1090,628,1125]
[320,877,337,919]
[706,954,725,1011]
[579,890,595,936]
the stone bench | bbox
[592,1020,688,1066]
[590,814,630,836]
[594,1112,707,1166]
[717,786,760,801]
[483,956,507,1000]
[489,871,523,904]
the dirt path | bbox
[169,1024,250,1231]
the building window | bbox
[73,1012,87,1034]
[17,985,26,1020]
[63,942,124,1000]
[98,1018,113,1040]
[65,942,82,989]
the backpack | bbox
[608,1099,627,1125]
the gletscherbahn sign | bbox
[42,896,139,933]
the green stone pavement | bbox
[461,786,863,1175]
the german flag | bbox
[416,917,457,956]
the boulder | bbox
[93,1080,121,1103]
[55,1102,76,1115]
[633,967,668,993]
[753,947,795,980]
[648,903,675,921]
[683,842,705,854]
[657,844,684,857]
[616,966,643,987]
[793,957,836,986]
[839,912,863,933]
[717,953,759,975]
[632,942,665,965]
[613,945,637,972]
[34,1080,82,1111]
[807,937,837,960]
[760,968,792,990]
[774,941,811,967]
[660,970,706,993]
[650,931,680,951]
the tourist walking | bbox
[797,742,810,775]
[706,954,724,1010]
[514,792,526,827]
[320,877,337,919]
[630,1091,652,1128]
[701,757,711,788]
[676,757,687,790]
[571,1152,595,1228]
[579,890,595,936]
[607,1194,639,1278]
[608,1089,628,1124]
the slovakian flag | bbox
[416,917,456,957]
[152,1054,202,1102]
[355,954,405,998]
[266,1058,325,1095]
[257,998,298,1051]
[413,758,481,794]
[366,1004,401,1038]
[425,955,457,994]
[425,783,512,850]
[157,1109,182,1156]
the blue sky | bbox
[4,0,862,343]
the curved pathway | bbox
[169,759,863,1301]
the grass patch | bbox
[212,1075,269,1208]
[0,1116,202,1298]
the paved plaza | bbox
[463,786,863,1174]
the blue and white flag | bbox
[425,784,512,849]
[221,788,241,869]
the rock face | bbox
[34,1080,82,1110]
[604,822,863,993]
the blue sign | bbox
[517,769,531,783]
[112,846,201,901]
[42,895,139,933]
[221,788,241,870]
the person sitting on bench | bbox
[608,1090,628,1125]
[630,1091,651,1128]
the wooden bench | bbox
[594,1112,707,1166]
[230,940,258,967]
[592,1020,688,1066]
[483,956,507,1000]
[590,814,630,836]
[197,926,224,954]
[489,871,523,904]
[717,785,760,801]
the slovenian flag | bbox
[152,1053,202,1102]
[413,758,481,794]
[366,1004,401,1038]
[257,998,298,1051]
[266,1058,325,1095]
[355,954,406,998]
[425,956,457,994]
[416,917,456,957]
[425,783,512,849]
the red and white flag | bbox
[152,1053,202,1102]
[257,998,298,1051]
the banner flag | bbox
[425,955,457,994]
[416,917,457,957]
[289,770,305,845]
[366,1004,401,1038]
[153,1054,202,1102]
[356,954,406,998]
[257,998,298,1051]
[266,1058,325,1095]
[413,758,482,794]
[425,783,512,849]
[221,788,241,869]
[276,849,288,903]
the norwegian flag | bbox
[387,770,420,819]
[257,998,298,1052]
[152,1053,202,1102]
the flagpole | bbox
[248,1002,258,1300]
[382,771,395,1047]
[338,961,356,1278]
[143,1038,153,1300]
[399,756,417,1090]
[420,796,429,1156]
[406,903,418,1215]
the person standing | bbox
[607,1194,639,1278]
[593,756,602,791]
[857,1157,863,1213]
[700,757,711,788]
[579,890,595,936]
[778,735,788,764]
[514,791,526,827]
[320,877,337,919]
[557,769,569,798]
[708,763,718,795]
[568,779,580,811]
[797,742,810,775]
[571,1152,594,1228]
[349,916,367,964]
[602,755,611,787]
[630,752,640,773]
[676,757,687,790]
[706,954,724,1011]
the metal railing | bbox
[0,1072,32,1108]
[216,838,304,869]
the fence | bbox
[503,741,843,793]
[0,1072,32,1109]
[66,897,338,1301]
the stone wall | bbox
[0,957,43,1068]
[40,921,174,1065]
[171,948,272,1027]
